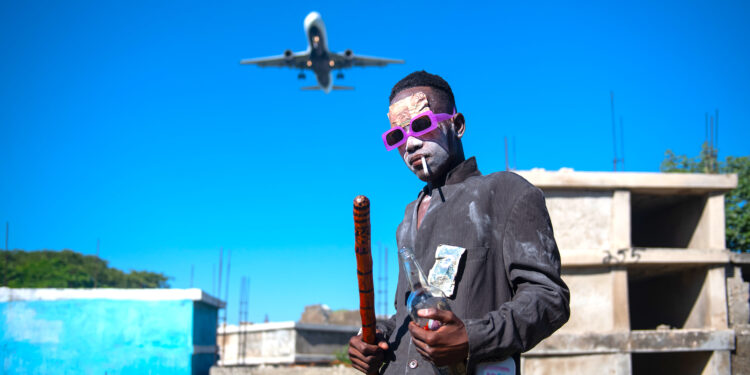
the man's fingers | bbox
[411,335,435,360]
[349,352,380,374]
[408,321,436,344]
[409,325,436,357]
[348,345,368,363]
[350,357,366,373]
[350,336,383,356]
[348,336,386,375]
[378,341,390,351]
[349,346,383,364]
[416,308,455,323]
[350,356,373,374]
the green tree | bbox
[1,249,170,288]
[661,143,749,252]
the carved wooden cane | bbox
[354,195,376,344]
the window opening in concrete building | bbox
[632,351,712,375]
[631,193,707,248]
[628,266,708,330]
[295,328,355,355]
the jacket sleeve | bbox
[464,186,570,364]
[376,300,397,339]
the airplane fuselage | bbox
[240,11,403,93]
[304,12,334,92]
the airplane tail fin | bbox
[332,85,354,90]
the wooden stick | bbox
[354,195,376,344]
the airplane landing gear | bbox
[298,72,306,80]
[336,72,344,79]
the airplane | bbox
[240,11,404,93]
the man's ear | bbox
[452,113,465,139]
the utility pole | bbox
[610,91,617,171]
[238,276,249,364]
[221,249,231,364]
[383,245,388,316]
[3,221,8,287]
[217,248,223,300]
[715,109,719,155]
[215,247,223,365]
[619,116,625,171]
[504,137,510,171]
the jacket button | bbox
[409,359,418,369]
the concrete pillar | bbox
[610,190,631,252]
[707,266,729,329]
[703,350,731,375]
[612,267,630,332]
[690,193,727,250]
[707,193,727,250]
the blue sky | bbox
[1,0,748,324]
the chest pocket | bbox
[465,246,489,263]
[453,246,491,318]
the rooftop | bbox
[0,287,224,308]
[516,169,737,193]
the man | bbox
[349,71,570,374]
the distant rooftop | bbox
[0,287,224,308]
[517,169,737,193]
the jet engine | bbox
[344,49,354,59]
[284,49,294,61]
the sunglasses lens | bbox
[411,116,433,133]
[385,128,404,147]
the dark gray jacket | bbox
[378,157,570,374]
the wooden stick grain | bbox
[353,195,376,344]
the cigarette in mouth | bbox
[421,156,429,177]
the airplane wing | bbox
[331,51,404,68]
[240,50,310,69]
[300,85,354,91]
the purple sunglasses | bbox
[382,108,457,151]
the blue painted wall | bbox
[1,297,217,375]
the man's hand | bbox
[408,308,469,367]
[348,330,389,374]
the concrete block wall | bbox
[0,288,223,375]
[217,322,358,366]
[517,170,738,375]
[728,253,750,374]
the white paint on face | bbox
[388,90,455,182]
[398,134,452,182]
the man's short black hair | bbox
[389,71,456,113]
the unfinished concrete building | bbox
[213,170,746,375]
[515,169,740,375]
[216,322,358,366]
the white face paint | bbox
[388,89,455,182]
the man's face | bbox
[387,87,457,182]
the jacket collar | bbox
[420,157,481,196]
[445,156,481,185]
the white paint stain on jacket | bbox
[469,201,490,240]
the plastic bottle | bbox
[399,247,466,375]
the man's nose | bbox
[405,136,423,153]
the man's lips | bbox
[409,154,427,168]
